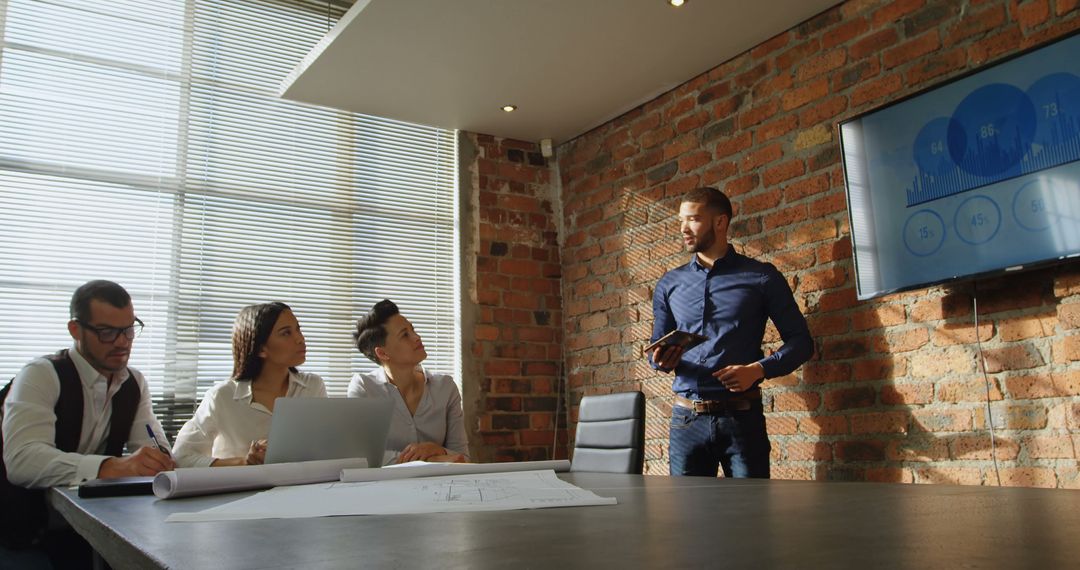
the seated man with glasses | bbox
[1,279,175,563]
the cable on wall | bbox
[972,280,1002,486]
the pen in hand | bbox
[145,424,171,457]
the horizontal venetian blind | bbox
[0,0,459,437]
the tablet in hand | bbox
[642,330,709,356]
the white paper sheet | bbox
[341,459,571,482]
[153,457,367,499]
[166,469,615,522]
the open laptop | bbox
[264,397,393,467]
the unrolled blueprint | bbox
[166,469,616,522]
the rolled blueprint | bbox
[340,459,570,483]
[153,457,367,499]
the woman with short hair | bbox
[349,299,468,464]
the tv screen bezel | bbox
[836,28,1080,301]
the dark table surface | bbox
[51,472,1080,569]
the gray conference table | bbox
[51,472,1080,569]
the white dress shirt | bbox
[171,371,327,468]
[1,346,168,488]
[347,367,469,463]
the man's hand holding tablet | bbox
[644,330,708,372]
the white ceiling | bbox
[280,0,840,145]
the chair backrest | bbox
[570,391,645,474]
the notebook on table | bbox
[264,397,393,468]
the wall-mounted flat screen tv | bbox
[838,31,1080,301]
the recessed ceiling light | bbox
[669,0,686,6]
[501,105,517,112]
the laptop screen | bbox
[264,398,392,467]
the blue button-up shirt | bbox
[651,248,813,400]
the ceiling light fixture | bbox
[669,0,686,6]
[501,105,517,112]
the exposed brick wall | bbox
[556,0,1080,484]
[463,133,568,463]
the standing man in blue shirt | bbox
[651,187,813,478]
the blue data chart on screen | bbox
[906,73,1080,207]
[846,32,1080,300]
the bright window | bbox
[0,0,460,436]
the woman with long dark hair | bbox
[173,302,326,467]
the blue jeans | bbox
[668,400,771,478]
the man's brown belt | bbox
[673,388,761,414]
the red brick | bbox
[851,411,909,434]
[742,144,783,171]
[751,32,791,59]
[485,360,521,376]
[1057,0,1079,16]
[752,73,795,101]
[725,173,760,198]
[798,415,848,435]
[929,321,993,346]
[797,49,847,81]
[823,17,870,50]
[945,4,1007,44]
[851,74,903,108]
[982,344,1045,373]
[936,379,1002,403]
[824,387,876,411]
[887,438,950,462]
[880,381,931,405]
[849,28,900,60]
[766,415,798,435]
[641,126,675,150]
[1000,467,1057,488]
[905,48,967,86]
[855,358,908,382]
[773,391,821,412]
[870,0,925,28]
[806,313,851,336]
[807,193,847,218]
[1060,303,1080,330]
[915,467,983,486]
[1025,435,1076,459]
[781,77,829,111]
[675,110,710,134]
[967,26,1024,65]
[776,38,822,72]
[1053,335,1080,363]
[734,99,776,130]
[762,159,806,186]
[788,219,837,247]
[783,173,830,201]
[799,265,847,293]
[734,61,771,89]
[1014,0,1051,30]
[786,440,833,461]
[1006,371,1080,399]
[763,116,802,145]
[834,440,887,461]
[999,313,1057,340]
[853,304,906,330]
[663,134,699,160]
[714,132,753,159]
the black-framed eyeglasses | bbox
[76,318,144,343]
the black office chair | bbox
[570,391,645,474]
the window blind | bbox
[0,0,460,437]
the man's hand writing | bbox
[98,446,175,478]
